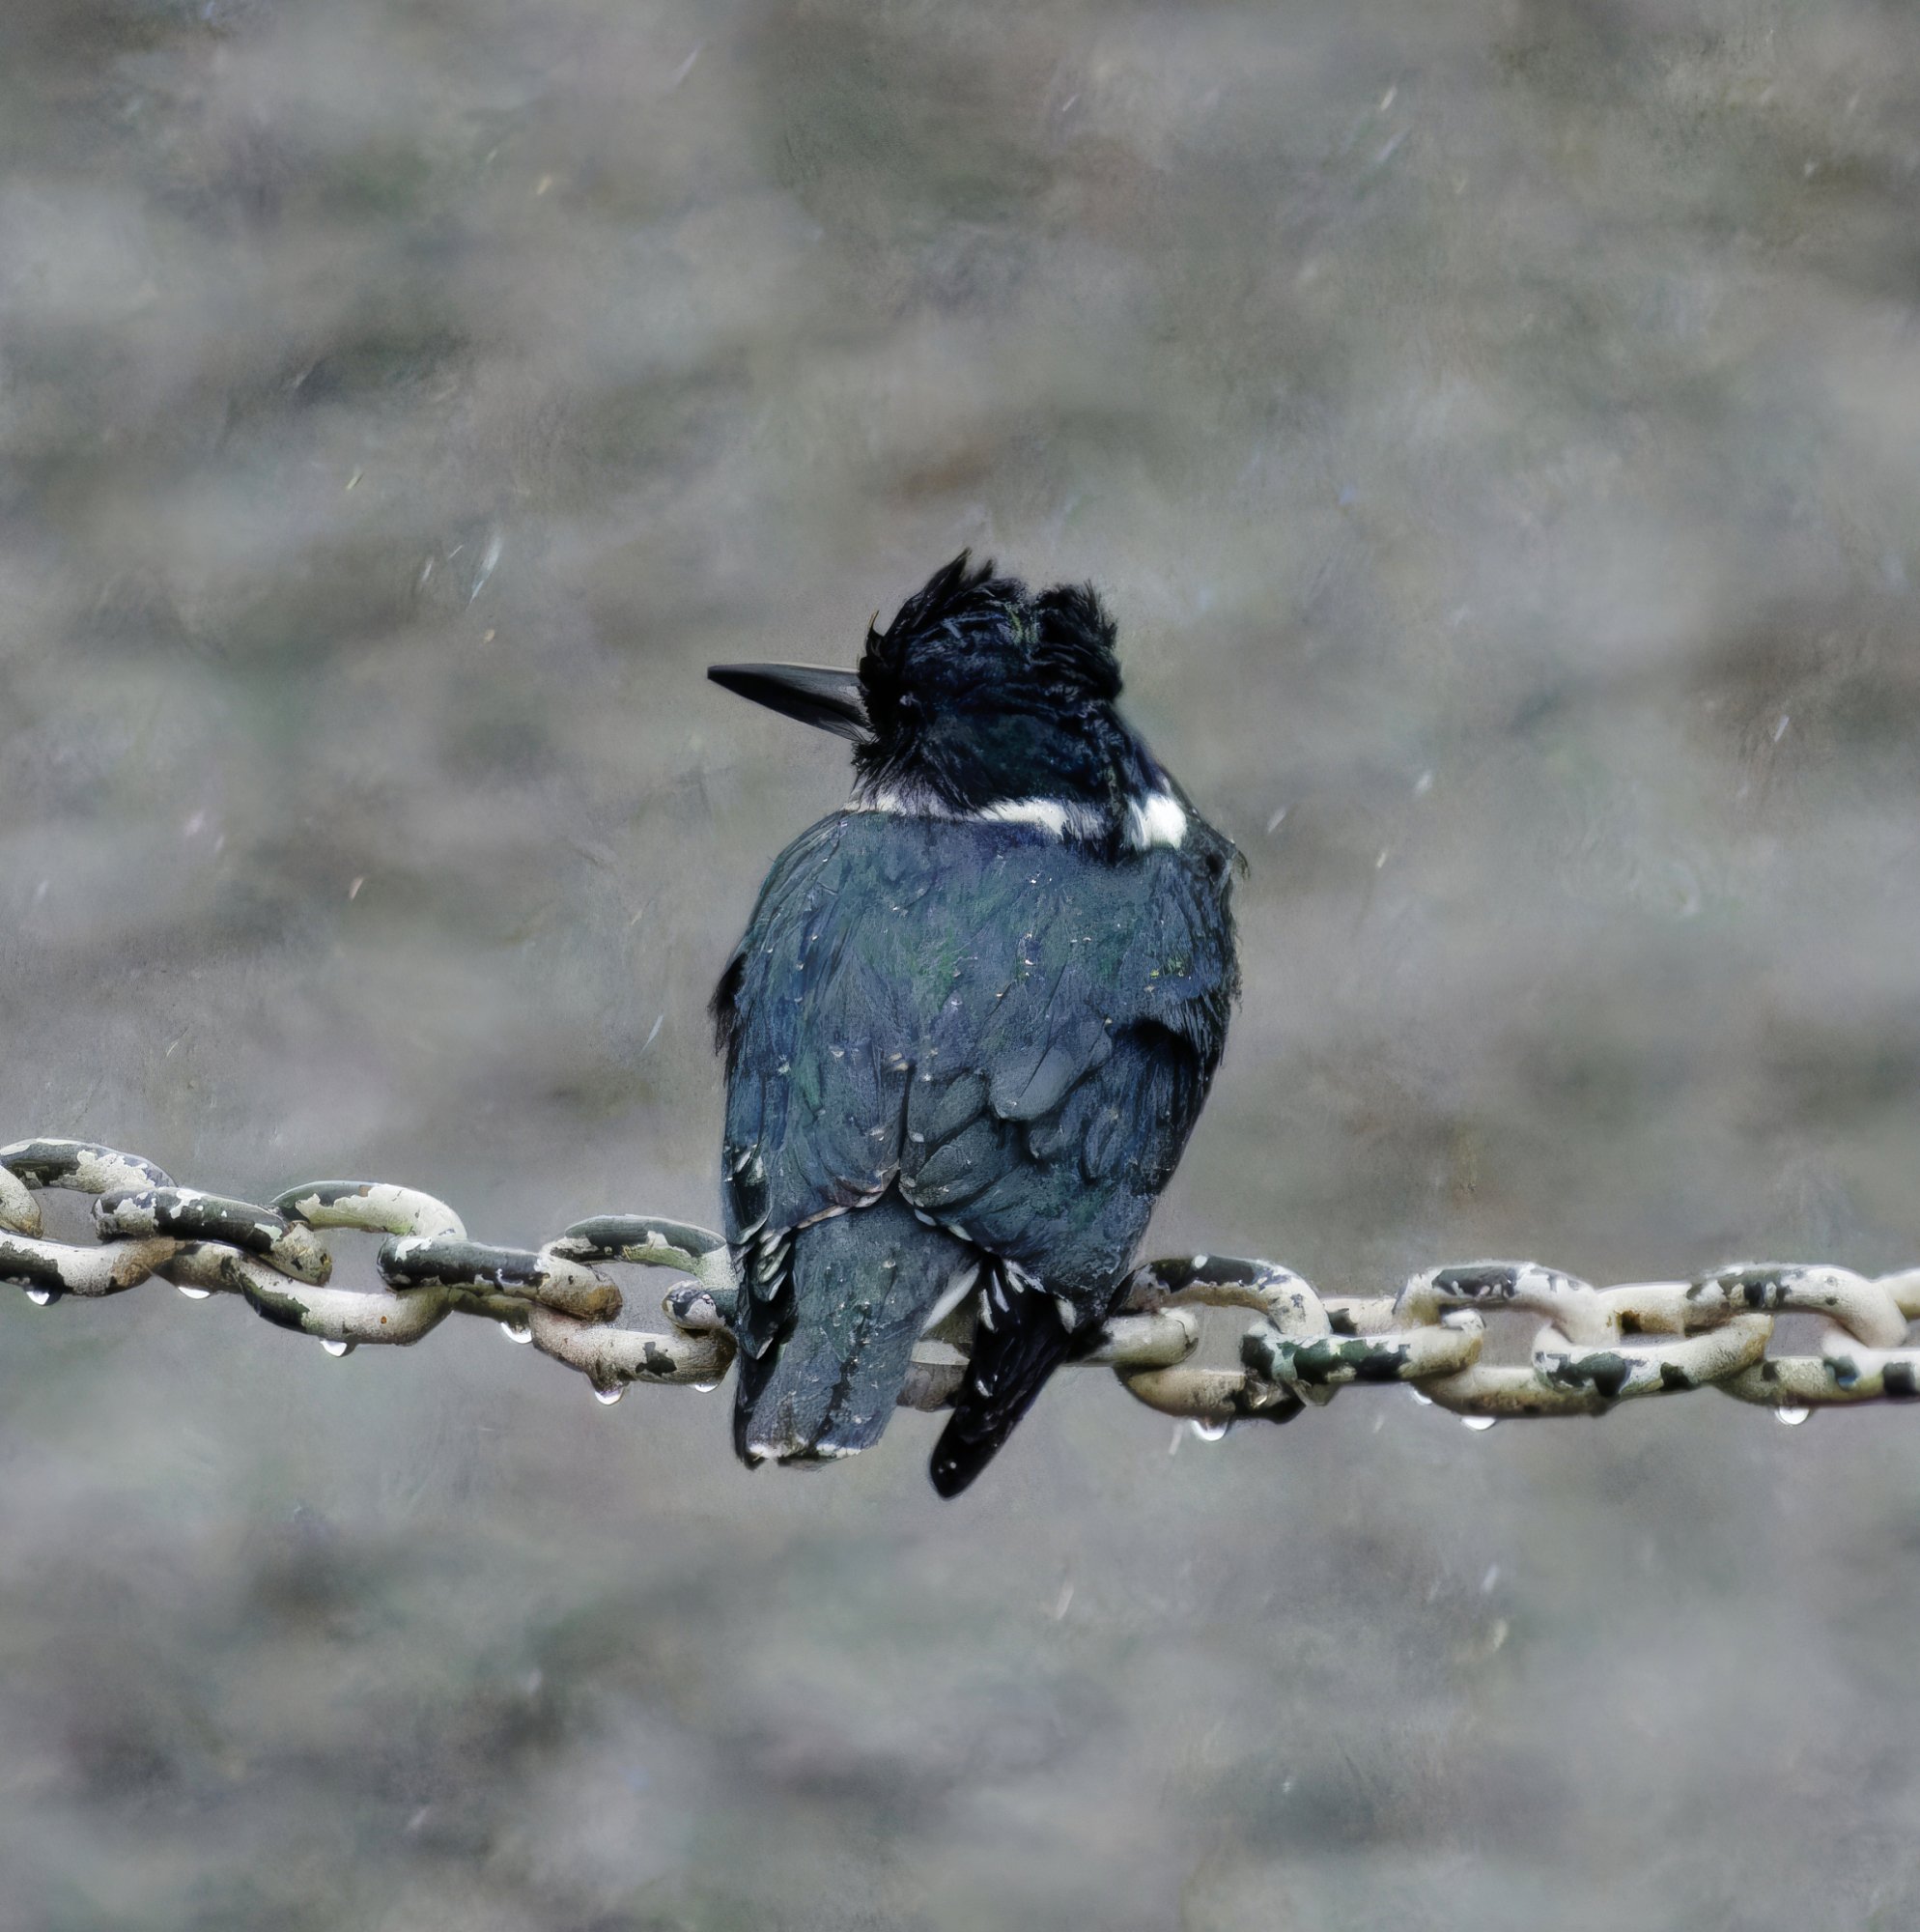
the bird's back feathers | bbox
[714,806,1235,1488]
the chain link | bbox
[6,1138,1919,1435]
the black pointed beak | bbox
[707,663,868,740]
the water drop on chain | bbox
[592,1382,625,1406]
[1188,1417,1231,1443]
[321,1338,353,1358]
[501,1321,532,1345]
[1460,1414,1499,1433]
[1406,1385,1433,1407]
[692,1379,720,1393]
[1774,1405,1811,1427]
[25,1287,53,1307]
[176,1282,212,1300]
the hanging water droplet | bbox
[25,1286,54,1307]
[592,1382,625,1406]
[1460,1414,1498,1433]
[176,1282,212,1300]
[692,1379,720,1393]
[321,1338,353,1358]
[1775,1405,1811,1427]
[500,1321,532,1345]
[1406,1385,1433,1407]
[1188,1416,1231,1443]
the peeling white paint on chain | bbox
[7,1137,1920,1433]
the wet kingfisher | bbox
[708,554,1239,1496]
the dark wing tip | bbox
[928,1435,992,1499]
[926,1271,1075,1499]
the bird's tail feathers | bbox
[735,1194,973,1465]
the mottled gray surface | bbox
[6,0,1920,1925]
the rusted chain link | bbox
[5,1138,1919,1435]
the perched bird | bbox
[708,554,1238,1495]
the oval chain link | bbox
[7,1139,1920,1429]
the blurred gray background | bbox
[5,0,1920,1925]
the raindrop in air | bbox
[1406,1386,1433,1407]
[25,1287,53,1307]
[321,1338,353,1357]
[1188,1417,1232,1443]
[1461,1415,1498,1433]
[1775,1406,1811,1427]
[592,1382,625,1406]
[501,1321,532,1345]
[176,1282,212,1300]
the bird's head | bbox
[711,554,1173,843]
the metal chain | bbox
[6,1137,1919,1435]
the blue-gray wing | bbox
[712,809,1236,1361]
